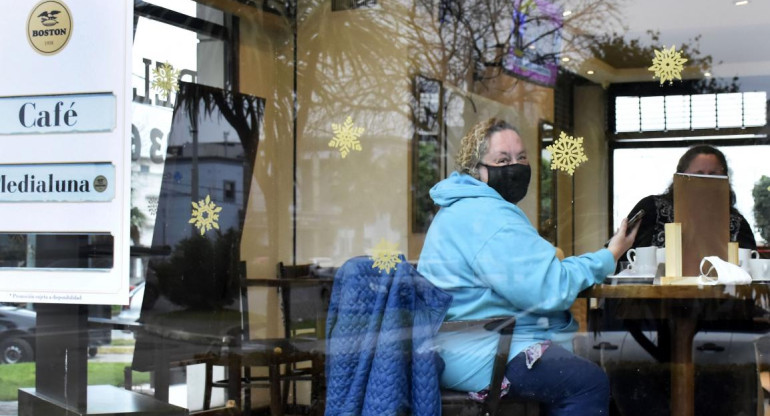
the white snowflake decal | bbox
[371,238,401,274]
[188,194,222,236]
[329,116,364,158]
[648,45,688,85]
[546,132,588,176]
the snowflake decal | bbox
[151,61,181,100]
[371,238,401,274]
[329,116,364,158]
[648,45,688,85]
[546,132,588,176]
[188,194,222,236]
[146,195,159,216]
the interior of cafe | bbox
[2,0,770,415]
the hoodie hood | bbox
[429,171,503,207]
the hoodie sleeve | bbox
[471,220,615,313]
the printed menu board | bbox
[674,173,730,277]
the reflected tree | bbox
[753,175,770,245]
[149,228,241,310]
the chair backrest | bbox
[276,262,334,339]
[439,318,518,416]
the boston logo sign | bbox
[27,0,73,55]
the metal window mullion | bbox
[741,92,746,129]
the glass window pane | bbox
[744,92,768,127]
[615,97,640,132]
[614,145,770,245]
[716,93,743,128]
[665,95,691,130]
[640,96,665,131]
[690,94,717,129]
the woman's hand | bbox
[607,218,639,261]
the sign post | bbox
[0,1,131,304]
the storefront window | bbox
[3,1,770,415]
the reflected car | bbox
[0,304,113,364]
[0,305,36,364]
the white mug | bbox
[749,258,770,281]
[627,246,658,275]
[738,249,757,272]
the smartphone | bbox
[625,209,645,236]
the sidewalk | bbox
[0,400,17,416]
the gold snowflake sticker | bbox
[546,132,588,176]
[188,195,222,236]
[329,116,364,158]
[648,45,688,85]
[371,238,401,274]
[151,61,181,100]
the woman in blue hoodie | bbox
[417,118,638,415]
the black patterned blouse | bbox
[622,194,757,261]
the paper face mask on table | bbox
[482,163,531,205]
[698,256,752,285]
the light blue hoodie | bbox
[417,171,615,392]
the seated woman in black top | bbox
[623,144,756,257]
[609,145,757,362]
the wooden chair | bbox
[439,317,541,416]
[202,262,331,416]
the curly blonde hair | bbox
[455,118,518,179]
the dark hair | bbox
[674,144,728,175]
[663,144,735,206]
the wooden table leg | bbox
[670,309,697,416]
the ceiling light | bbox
[562,10,572,17]
[704,72,712,77]
[734,0,749,5]
[528,45,536,50]
[561,57,570,62]
[586,70,595,75]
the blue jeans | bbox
[505,344,610,416]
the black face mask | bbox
[481,163,531,204]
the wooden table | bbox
[581,282,770,416]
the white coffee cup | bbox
[738,249,758,272]
[749,258,770,281]
[627,246,658,275]
[656,248,666,265]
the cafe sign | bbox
[0,93,116,135]
[0,0,132,305]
